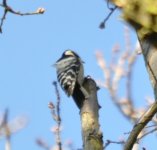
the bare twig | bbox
[48,81,62,150]
[96,28,140,122]
[0,109,27,150]
[0,9,7,33]
[53,81,61,126]
[36,138,50,150]
[0,0,45,33]
[96,50,137,121]
[125,28,137,118]
[99,2,117,29]
[104,139,125,149]
[2,109,11,150]
[107,0,115,10]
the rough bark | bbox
[138,37,157,99]
[72,76,103,150]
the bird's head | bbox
[54,49,84,67]
[62,50,80,58]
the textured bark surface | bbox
[138,37,157,99]
[72,77,103,150]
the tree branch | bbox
[99,1,117,29]
[0,1,45,33]
[72,76,103,150]
[124,29,157,150]
[103,1,157,149]
[104,139,124,149]
[124,102,157,150]
[48,81,62,150]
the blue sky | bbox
[0,0,156,150]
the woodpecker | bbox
[54,50,89,98]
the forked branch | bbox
[0,0,45,33]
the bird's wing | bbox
[56,57,80,96]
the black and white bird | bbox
[54,50,88,98]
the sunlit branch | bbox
[0,0,45,33]
[96,28,139,122]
